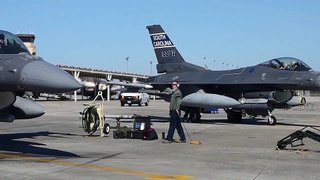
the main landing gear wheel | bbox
[189,109,201,123]
[226,109,242,123]
[268,115,277,126]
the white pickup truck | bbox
[120,92,150,106]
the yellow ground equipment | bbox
[80,91,110,137]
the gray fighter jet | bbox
[145,25,320,125]
[0,30,81,122]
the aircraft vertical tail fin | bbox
[146,25,205,73]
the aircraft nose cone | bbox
[21,61,82,93]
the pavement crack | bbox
[252,169,264,180]
[42,152,123,176]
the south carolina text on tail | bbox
[146,25,205,73]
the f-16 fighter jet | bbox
[144,25,319,125]
[0,30,81,122]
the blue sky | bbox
[2,0,320,74]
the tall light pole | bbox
[213,59,216,70]
[203,57,207,69]
[149,60,153,75]
[125,56,129,73]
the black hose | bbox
[82,106,99,135]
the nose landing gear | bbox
[268,110,277,125]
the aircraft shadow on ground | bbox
[0,131,79,157]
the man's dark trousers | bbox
[166,110,186,141]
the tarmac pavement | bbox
[0,97,319,180]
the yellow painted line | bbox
[0,152,192,180]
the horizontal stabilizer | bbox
[181,93,240,108]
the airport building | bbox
[17,33,150,101]
[16,34,36,55]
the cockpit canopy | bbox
[260,57,311,71]
[0,30,30,54]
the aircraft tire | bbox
[227,110,242,123]
[145,102,149,106]
[189,109,201,123]
[268,115,277,126]
[139,100,142,106]
[129,104,132,106]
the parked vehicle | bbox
[120,92,149,106]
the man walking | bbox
[162,81,186,143]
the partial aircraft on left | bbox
[0,30,81,122]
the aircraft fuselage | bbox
[147,65,320,99]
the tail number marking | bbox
[162,50,176,58]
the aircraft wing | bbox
[104,80,153,89]
[148,81,300,86]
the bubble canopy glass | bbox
[0,30,30,54]
[259,57,311,71]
